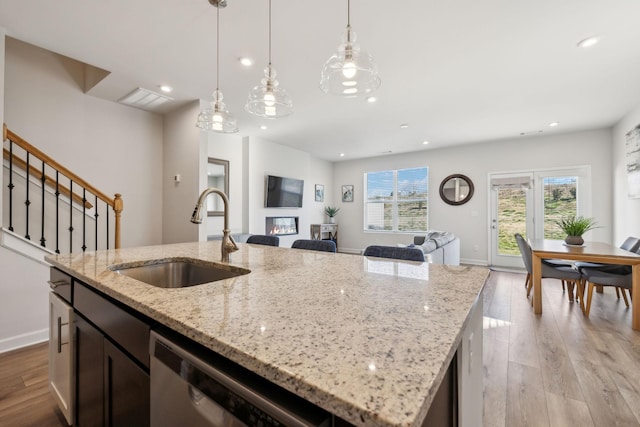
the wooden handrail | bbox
[3,123,123,249]
[3,148,93,209]
[4,124,115,207]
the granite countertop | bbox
[46,241,489,427]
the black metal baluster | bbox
[82,188,87,252]
[55,171,60,254]
[69,180,73,253]
[40,160,46,247]
[94,195,99,250]
[24,152,31,240]
[7,141,14,231]
[106,203,110,250]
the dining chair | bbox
[362,245,426,262]
[514,233,583,302]
[291,239,337,253]
[575,236,640,270]
[581,266,633,317]
[575,236,640,299]
[246,234,280,247]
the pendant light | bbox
[245,0,293,118]
[320,0,381,97]
[196,0,238,133]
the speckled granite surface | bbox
[46,241,489,427]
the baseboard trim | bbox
[0,328,48,354]
[461,258,489,266]
[338,247,362,255]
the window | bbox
[365,167,428,232]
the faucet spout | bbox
[191,188,238,262]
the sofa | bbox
[410,231,460,265]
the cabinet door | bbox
[75,315,105,427]
[49,292,74,425]
[104,340,150,427]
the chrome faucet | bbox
[191,188,238,262]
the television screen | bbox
[265,175,304,208]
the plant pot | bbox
[564,235,584,246]
[328,217,336,224]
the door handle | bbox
[56,316,69,353]
[57,317,62,353]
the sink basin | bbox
[110,257,250,288]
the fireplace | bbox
[266,217,299,236]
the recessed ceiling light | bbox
[159,85,172,93]
[260,125,268,130]
[340,153,345,157]
[422,140,429,145]
[549,122,559,127]
[240,57,254,67]
[366,96,377,103]
[400,124,409,129]
[577,36,600,48]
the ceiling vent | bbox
[118,87,173,110]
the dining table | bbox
[530,239,640,331]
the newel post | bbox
[113,193,123,249]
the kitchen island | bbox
[46,241,489,427]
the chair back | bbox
[620,236,640,252]
[291,239,337,253]
[363,245,425,262]
[514,233,533,274]
[246,235,280,247]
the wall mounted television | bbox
[265,175,304,208]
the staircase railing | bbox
[2,123,123,252]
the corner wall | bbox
[612,103,640,244]
[333,129,613,263]
[162,101,202,243]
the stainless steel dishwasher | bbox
[150,331,331,427]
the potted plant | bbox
[324,206,340,224]
[555,215,599,246]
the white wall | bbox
[612,102,640,244]
[246,137,333,247]
[333,129,613,263]
[4,37,163,249]
[1,30,5,220]
[0,245,49,352]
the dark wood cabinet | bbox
[75,315,104,427]
[104,340,150,427]
[68,273,150,427]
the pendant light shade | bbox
[196,89,238,132]
[196,0,238,133]
[245,0,293,118]
[320,0,380,97]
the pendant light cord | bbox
[346,0,351,42]
[268,0,272,66]
[216,5,220,92]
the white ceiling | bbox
[2,0,640,161]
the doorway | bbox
[489,167,591,269]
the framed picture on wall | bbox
[315,184,324,202]
[626,123,640,198]
[342,185,354,202]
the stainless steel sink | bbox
[111,258,250,288]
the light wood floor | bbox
[484,270,640,427]
[1,270,639,426]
